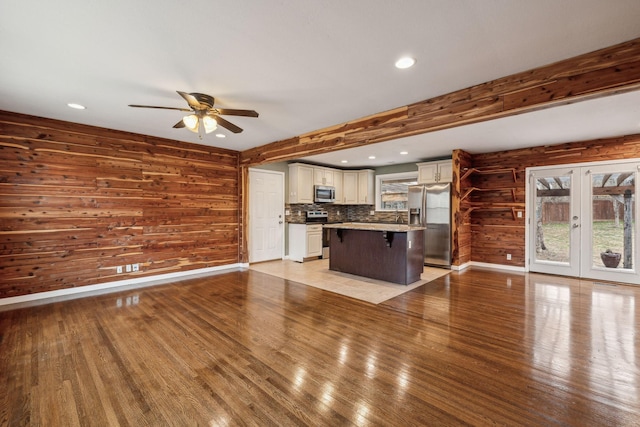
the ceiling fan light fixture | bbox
[202,116,217,133]
[183,114,199,132]
[130,91,258,136]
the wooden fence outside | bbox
[542,200,635,223]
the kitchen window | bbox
[375,172,418,211]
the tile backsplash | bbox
[286,204,407,224]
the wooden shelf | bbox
[461,202,524,220]
[459,167,521,220]
[461,187,516,202]
[461,167,518,182]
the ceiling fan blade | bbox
[211,115,243,133]
[215,108,259,118]
[176,91,202,110]
[129,104,192,112]
[173,120,185,129]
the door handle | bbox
[279,221,283,224]
[572,223,580,228]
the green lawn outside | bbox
[537,221,634,268]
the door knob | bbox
[572,223,580,228]
[279,221,283,224]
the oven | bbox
[306,210,331,259]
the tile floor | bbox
[249,258,450,304]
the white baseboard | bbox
[451,262,472,271]
[466,261,526,273]
[0,263,245,310]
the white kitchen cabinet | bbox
[288,163,314,203]
[313,167,334,186]
[288,223,322,262]
[342,171,358,204]
[417,160,452,184]
[357,169,374,204]
[306,225,323,257]
[333,170,343,205]
[342,170,374,205]
[288,163,372,205]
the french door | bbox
[529,161,639,284]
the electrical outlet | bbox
[132,263,139,272]
[125,264,132,272]
[370,210,375,215]
[506,254,512,261]
[116,298,122,307]
[285,209,290,215]
[116,266,123,274]
[132,295,139,304]
[517,211,523,218]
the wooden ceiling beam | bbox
[240,37,640,167]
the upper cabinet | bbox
[288,163,314,204]
[333,170,343,205]
[418,160,452,184]
[313,167,334,186]
[288,163,373,205]
[342,171,358,204]
[357,170,374,204]
[343,170,374,205]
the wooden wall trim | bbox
[240,37,640,166]
[451,150,473,267]
[239,166,249,263]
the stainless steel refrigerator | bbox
[408,183,451,268]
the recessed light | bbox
[395,57,416,69]
[341,160,348,164]
[368,155,376,160]
[400,151,408,155]
[215,133,226,138]
[67,103,86,110]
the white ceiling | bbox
[2,1,640,168]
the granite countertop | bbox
[323,222,425,232]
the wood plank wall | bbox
[0,111,240,298]
[465,134,640,267]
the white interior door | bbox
[529,161,639,284]
[249,169,284,263]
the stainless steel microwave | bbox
[314,185,335,203]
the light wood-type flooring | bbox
[1,267,639,426]
[249,259,450,304]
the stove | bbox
[305,210,328,224]
[306,211,331,259]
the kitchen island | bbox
[324,222,425,285]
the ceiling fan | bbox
[129,91,258,138]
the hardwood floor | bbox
[1,267,639,426]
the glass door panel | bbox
[582,164,638,283]
[529,168,580,277]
